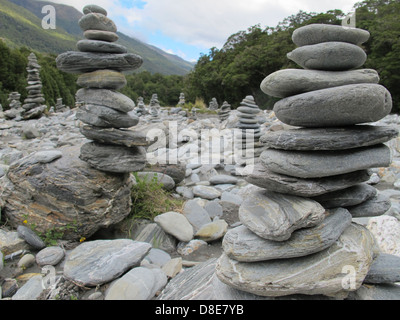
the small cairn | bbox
[218,101,231,122]
[55,98,68,113]
[149,94,162,123]
[209,97,219,111]
[4,92,23,120]
[178,92,186,106]
[56,4,148,174]
[21,53,46,120]
[216,24,400,298]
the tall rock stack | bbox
[218,101,231,122]
[56,4,148,174]
[216,24,399,298]
[21,53,47,120]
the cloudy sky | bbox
[47,0,358,61]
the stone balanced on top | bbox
[21,53,47,120]
[56,4,148,173]
[216,24,400,298]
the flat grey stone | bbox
[56,52,142,74]
[246,164,372,197]
[364,254,400,284]
[192,185,222,200]
[76,88,135,113]
[292,24,370,46]
[287,42,367,71]
[83,4,108,16]
[349,284,400,300]
[237,106,260,114]
[183,199,212,232]
[35,246,65,266]
[216,223,377,298]
[154,212,194,242]
[209,175,238,185]
[77,40,127,53]
[274,84,393,127]
[239,190,325,241]
[223,208,352,262]
[63,240,151,286]
[80,125,149,147]
[12,275,44,300]
[79,13,117,32]
[260,126,399,151]
[76,105,139,128]
[312,184,377,209]
[347,194,391,218]
[134,223,177,253]
[261,68,380,98]
[84,30,119,42]
[17,225,46,250]
[80,142,147,173]
[144,248,171,268]
[260,144,391,178]
[77,69,127,90]
[195,219,228,242]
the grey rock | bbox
[80,142,147,173]
[83,4,108,16]
[260,126,399,151]
[239,190,325,241]
[80,125,149,147]
[195,219,229,242]
[274,84,393,127]
[0,251,3,273]
[17,225,46,250]
[209,174,238,185]
[76,104,139,128]
[1,146,133,241]
[79,13,117,32]
[260,144,391,179]
[204,200,223,219]
[84,30,119,42]
[261,68,380,98]
[0,230,29,256]
[287,42,367,71]
[77,69,127,90]
[17,254,36,269]
[223,208,352,262]
[246,165,373,197]
[348,284,400,300]
[64,239,151,286]
[144,248,171,268]
[12,275,44,300]
[364,254,400,284]
[76,88,135,113]
[154,211,194,242]
[134,223,177,253]
[216,224,377,298]
[347,194,391,218]
[192,185,222,200]
[35,246,65,266]
[176,186,194,199]
[105,267,167,300]
[292,24,370,46]
[56,52,142,74]
[77,40,127,54]
[183,199,212,232]
[136,172,175,191]
[312,184,377,209]
[237,106,260,114]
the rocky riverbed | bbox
[0,106,400,300]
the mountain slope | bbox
[2,0,194,75]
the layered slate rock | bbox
[56,5,147,174]
[215,23,398,299]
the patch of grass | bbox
[130,173,184,222]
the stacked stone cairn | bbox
[209,97,219,111]
[218,101,231,122]
[4,92,23,120]
[178,92,186,106]
[135,97,147,116]
[21,53,47,120]
[216,24,400,298]
[55,98,68,113]
[149,94,162,123]
[56,4,148,174]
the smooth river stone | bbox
[216,223,377,298]
[223,208,352,262]
[246,164,372,197]
[80,125,149,147]
[312,184,377,209]
[274,84,393,127]
[260,126,399,151]
[260,144,391,179]
[260,69,380,98]
[64,240,151,286]
[239,190,326,241]
[76,105,139,128]
[292,24,370,46]
[84,30,119,42]
[56,52,142,74]
[347,194,392,218]
[76,88,135,113]
[288,42,367,71]
[77,40,127,54]
[80,142,147,173]
[83,4,108,16]
[79,13,117,33]
[77,70,127,90]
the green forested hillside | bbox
[185,0,400,112]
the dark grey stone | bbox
[77,40,127,53]
[364,254,400,284]
[17,225,46,250]
[347,194,391,218]
[76,105,139,128]
[77,70,127,90]
[287,42,367,71]
[84,30,119,42]
[83,5,108,16]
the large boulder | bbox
[0,146,133,241]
